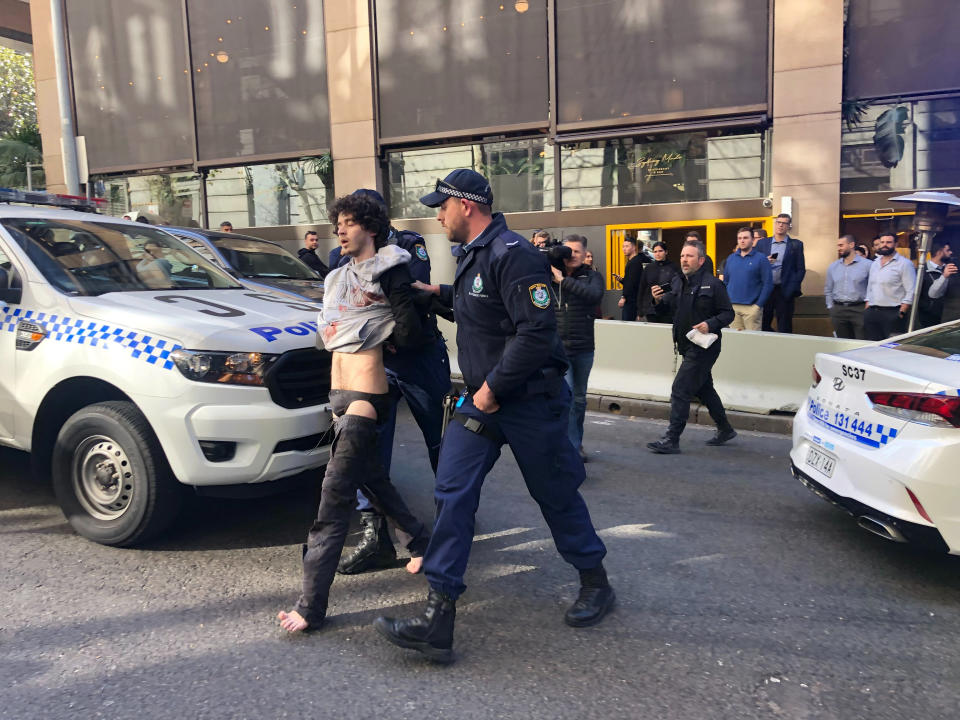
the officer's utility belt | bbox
[465,367,564,399]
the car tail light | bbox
[867,391,960,428]
[811,365,822,387]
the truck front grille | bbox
[264,348,331,409]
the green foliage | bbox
[841,98,872,132]
[0,48,38,137]
[873,106,910,168]
[0,122,44,188]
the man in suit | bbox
[756,213,805,333]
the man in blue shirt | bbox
[723,227,773,330]
[864,232,916,340]
[824,234,871,339]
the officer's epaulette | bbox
[491,231,525,259]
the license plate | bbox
[805,446,836,478]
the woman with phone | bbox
[639,241,681,323]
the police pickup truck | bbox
[0,193,332,546]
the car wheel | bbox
[51,401,182,547]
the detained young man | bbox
[277,194,431,633]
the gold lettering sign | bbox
[629,152,684,182]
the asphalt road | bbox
[2,411,960,720]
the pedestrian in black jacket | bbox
[648,240,737,454]
[617,237,647,321]
[551,234,605,459]
[638,241,681,323]
[297,230,330,278]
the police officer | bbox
[373,170,613,664]
[647,240,736,454]
[335,189,452,575]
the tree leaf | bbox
[873,106,909,168]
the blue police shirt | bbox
[437,213,567,400]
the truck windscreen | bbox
[0,219,242,295]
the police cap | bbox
[419,169,493,208]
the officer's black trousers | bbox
[667,344,731,442]
[294,414,429,627]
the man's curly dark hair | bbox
[329,194,390,248]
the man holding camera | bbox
[648,240,736,454]
[550,234,605,459]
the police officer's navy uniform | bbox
[374,170,613,663]
[648,263,736,453]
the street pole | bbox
[50,0,81,195]
[907,229,933,333]
[25,162,35,191]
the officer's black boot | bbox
[564,564,615,628]
[337,511,397,575]
[374,589,456,663]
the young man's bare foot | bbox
[277,610,310,633]
[406,556,423,574]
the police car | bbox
[0,192,332,546]
[165,227,324,302]
[791,321,960,554]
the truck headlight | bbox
[170,349,278,386]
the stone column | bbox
[28,0,66,193]
[770,0,844,295]
[324,0,380,198]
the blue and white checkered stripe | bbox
[2,306,182,370]
[808,412,898,449]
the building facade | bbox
[28,0,960,330]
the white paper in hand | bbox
[686,328,718,349]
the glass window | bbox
[386,138,553,219]
[205,158,333,228]
[92,172,203,227]
[560,130,764,209]
[556,0,768,127]
[66,0,193,173]
[374,0,549,140]
[187,0,330,162]
[845,0,960,100]
[841,98,960,193]
[209,235,318,280]
[0,218,239,296]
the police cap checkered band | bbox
[419,169,493,208]
[435,180,490,204]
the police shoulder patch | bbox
[529,282,550,309]
[415,244,428,261]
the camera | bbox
[762,197,773,208]
[545,242,573,273]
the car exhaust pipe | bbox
[857,515,907,543]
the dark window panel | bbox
[374,0,549,141]
[188,0,330,162]
[556,0,768,126]
[66,0,193,173]
[845,0,960,100]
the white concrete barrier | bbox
[441,318,869,415]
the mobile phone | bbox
[659,282,672,293]
[770,252,779,259]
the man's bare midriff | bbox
[331,347,388,394]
